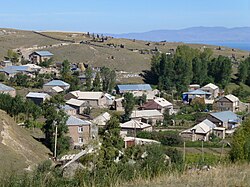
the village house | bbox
[188,84,200,91]
[0,83,16,97]
[120,120,153,136]
[61,104,77,116]
[66,98,87,114]
[214,94,240,112]
[66,115,92,147]
[201,83,219,99]
[43,80,70,93]
[92,112,111,127]
[141,97,173,114]
[116,84,152,94]
[0,65,35,78]
[23,64,42,72]
[182,89,212,103]
[124,137,160,148]
[0,60,12,67]
[104,93,115,106]
[29,51,54,64]
[114,97,124,111]
[204,111,241,129]
[26,92,51,105]
[65,91,106,107]
[130,109,163,125]
[131,89,159,101]
[180,119,225,141]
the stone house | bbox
[66,116,92,147]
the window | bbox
[78,137,83,143]
[78,126,83,133]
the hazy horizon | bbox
[0,0,249,34]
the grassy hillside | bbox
[0,28,249,73]
[0,110,50,175]
[123,163,250,187]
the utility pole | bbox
[202,140,204,162]
[183,141,186,163]
[54,121,58,159]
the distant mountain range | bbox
[109,27,250,43]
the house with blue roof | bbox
[182,89,212,103]
[0,65,34,78]
[29,51,53,64]
[66,115,92,146]
[43,80,70,92]
[205,111,241,129]
[0,83,16,97]
[116,84,152,94]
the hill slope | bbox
[110,27,250,43]
[0,28,249,73]
[0,110,50,175]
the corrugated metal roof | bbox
[154,98,173,107]
[66,98,86,107]
[202,83,219,90]
[92,112,111,126]
[210,111,239,122]
[0,83,15,91]
[61,104,75,111]
[131,110,163,118]
[117,84,152,91]
[184,89,211,95]
[225,94,239,103]
[70,91,103,100]
[26,92,50,99]
[34,51,53,56]
[0,65,32,74]
[44,80,70,87]
[66,115,91,126]
[120,120,151,129]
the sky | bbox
[0,0,250,33]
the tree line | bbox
[147,45,232,93]
[238,57,250,86]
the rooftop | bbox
[182,119,216,134]
[60,104,75,111]
[131,109,163,118]
[117,84,152,91]
[66,116,91,126]
[210,111,239,122]
[26,92,50,99]
[120,120,152,129]
[154,98,173,107]
[92,112,111,126]
[184,89,212,95]
[225,94,239,103]
[70,91,103,100]
[0,83,15,91]
[32,51,54,57]
[202,83,219,90]
[66,98,86,107]
[44,80,70,87]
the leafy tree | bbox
[238,57,250,86]
[98,116,123,166]
[7,49,19,63]
[40,58,53,67]
[85,66,93,91]
[42,98,69,155]
[122,93,135,121]
[0,73,6,82]
[230,118,250,162]
[61,59,71,79]
[93,72,101,91]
